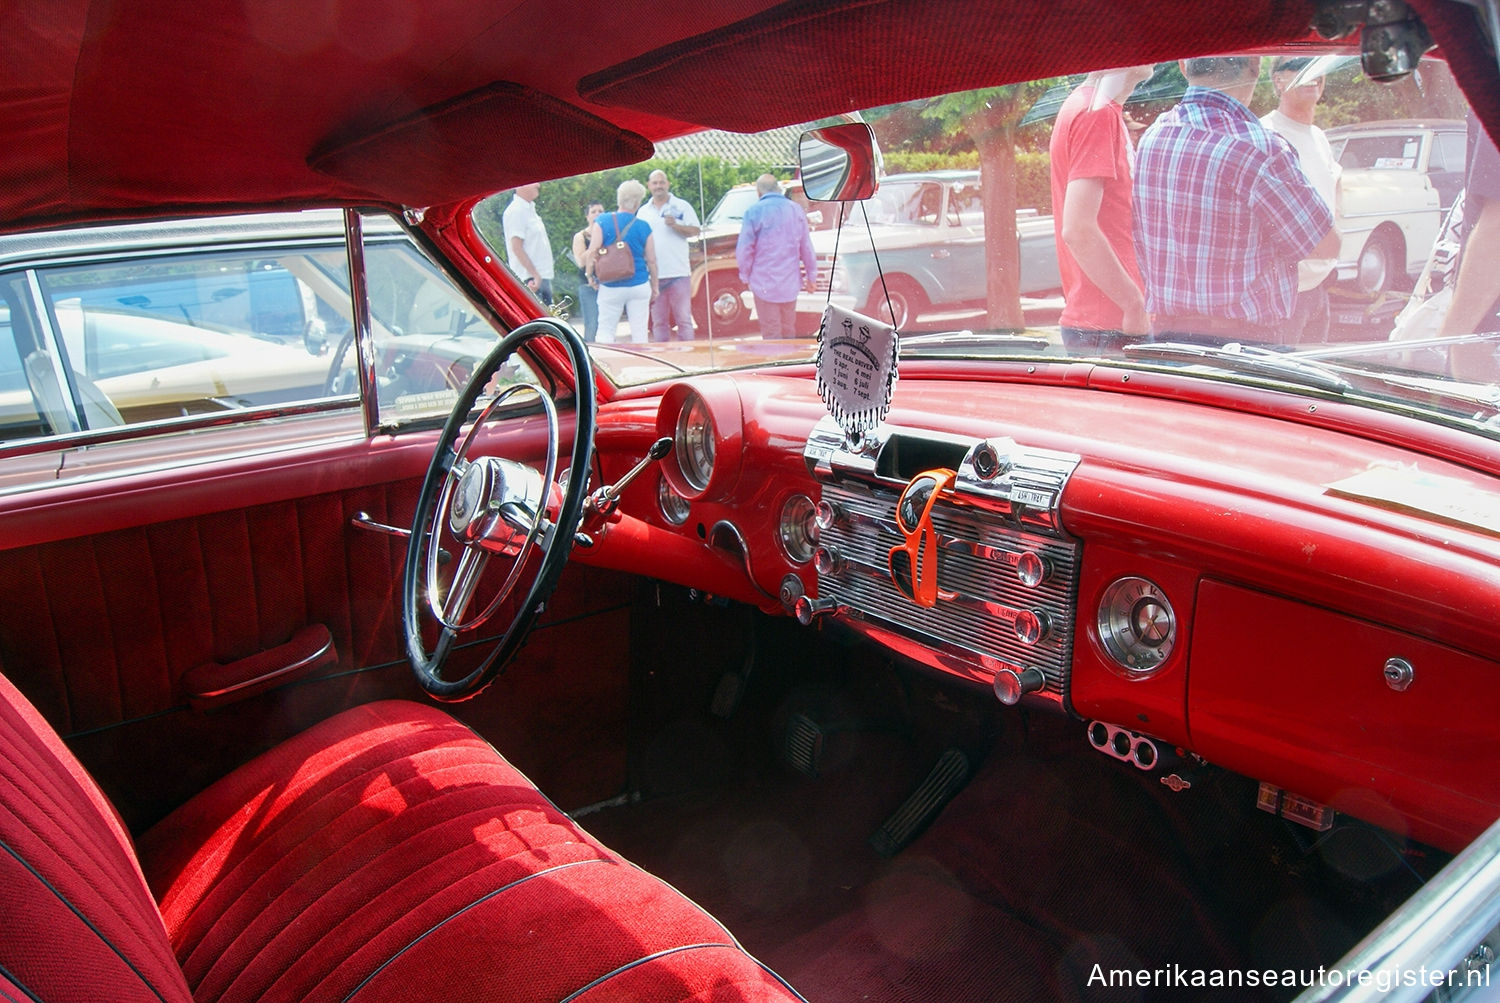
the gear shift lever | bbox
[585,436,673,520]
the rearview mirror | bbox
[798,123,879,201]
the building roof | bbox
[653,125,807,168]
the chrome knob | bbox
[1012,609,1050,645]
[1015,551,1049,587]
[993,667,1046,706]
[794,595,843,626]
[814,500,844,531]
[813,545,847,578]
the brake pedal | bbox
[782,713,825,776]
[869,747,969,858]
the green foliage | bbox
[1015,151,1052,214]
[882,151,980,174]
[473,156,783,303]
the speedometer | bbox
[675,393,716,492]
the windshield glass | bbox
[475,50,1500,438]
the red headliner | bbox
[1,0,1496,235]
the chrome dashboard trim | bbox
[804,416,1082,707]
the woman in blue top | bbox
[584,178,657,344]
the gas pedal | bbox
[869,747,970,858]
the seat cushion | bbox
[0,672,193,1003]
[138,699,802,1003]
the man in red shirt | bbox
[1049,64,1155,354]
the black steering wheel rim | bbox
[401,318,596,701]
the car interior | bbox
[2,1,1500,1001]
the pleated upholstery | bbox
[137,699,805,1003]
[0,671,192,1002]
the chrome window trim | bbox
[0,395,359,462]
[343,209,381,436]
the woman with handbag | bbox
[585,178,657,344]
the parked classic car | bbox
[3,3,1500,1003]
[1328,118,1469,295]
[813,170,1063,329]
[688,179,824,336]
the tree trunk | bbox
[963,106,1025,331]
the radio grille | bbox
[817,481,1079,697]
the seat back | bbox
[0,671,192,1002]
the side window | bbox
[356,234,537,427]
[1435,132,1467,175]
[33,249,347,428]
[0,288,49,441]
[0,213,536,445]
[1339,134,1421,170]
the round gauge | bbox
[674,393,716,492]
[1097,576,1177,675]
[656,476,690,526]
[778,494,817,563]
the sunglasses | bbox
[888,467,957,607]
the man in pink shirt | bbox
[736,174,817,339]
[1049,64,1155,354]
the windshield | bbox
[476,50,1500,438]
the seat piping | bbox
[339,856,607,1003]
[0,839,172,1003]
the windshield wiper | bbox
[900,330,1052,354]
[1123,341,1354,393]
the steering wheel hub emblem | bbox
[449,460,491,536]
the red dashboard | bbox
[581,362,1500,853]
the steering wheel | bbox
[401,318,596,700]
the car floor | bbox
[580,594,1446,1002]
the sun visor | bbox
[579,0,1314,133]
[311,82,653,207]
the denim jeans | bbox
[576,277,599,342]
[650,276,695,341]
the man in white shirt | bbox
[502,182,554,305]
[637,169,701,340]
[1261,56,1341,343]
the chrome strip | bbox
[0,397,358,463]
[344,210,380,435]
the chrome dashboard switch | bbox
[992,666,1045,705]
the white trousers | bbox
[595,282,652,344]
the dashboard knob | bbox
[813,545,847,578]
[1012,609,1050,645]
[814,500,844,531]
[1015,551,1049,587]
[993,667,1046,705]
[794,595,843,626]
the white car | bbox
[1328,118,1468,296]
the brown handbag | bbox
[593,213,636,282]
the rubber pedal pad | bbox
[868,747,970,857]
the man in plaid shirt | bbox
[1133,56,1340,343]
